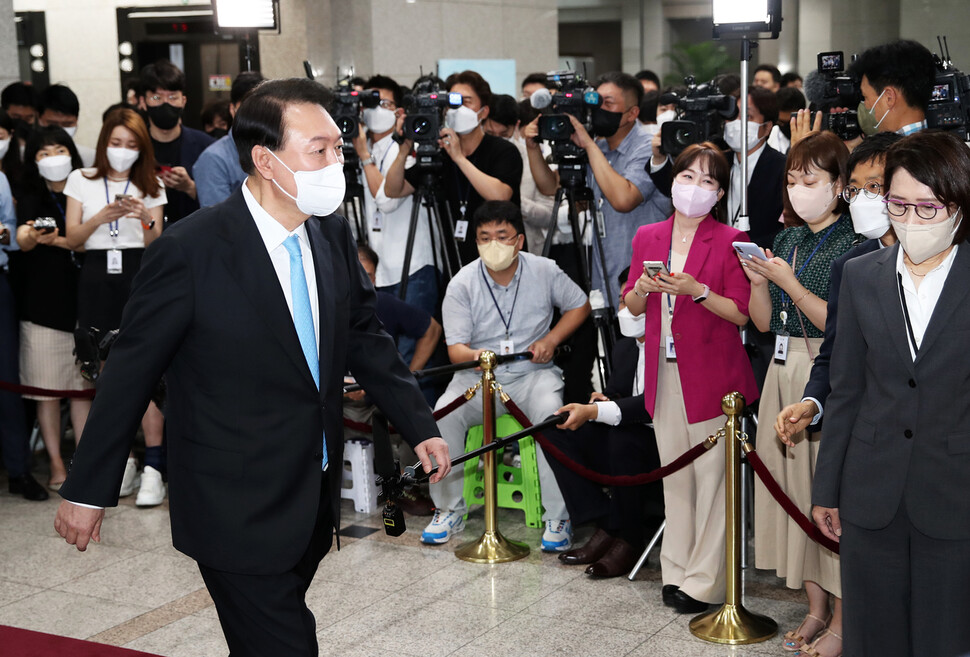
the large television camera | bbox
[401,79,463,167]
[330,79,380,141]
[530,70,602,188]
[809,51,863,141]
[659,77,737,157]
[927,37,970,141]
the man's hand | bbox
[414,437,450,484]
[567,114,595,150]
[789,109,822,148]
[774,400,818,447]
[589,391,609,403]
[650,129,666,167]
[555,403,597,430]
[522,117,541,151]
[160,166,195,195]
[54,501,105,552]
[438,127,464,162]
[812,505,842,543]
[528,335,557,364]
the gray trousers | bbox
[429,366,568,521]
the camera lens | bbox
[548,117,569,138]
[335,117,356,137]
[673,125,695,148]
[411,117,432,137]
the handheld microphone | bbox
[530,87,553,110]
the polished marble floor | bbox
[0,471,813,657]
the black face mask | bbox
[207,128,228,140]
[779,123,792,140]
[591,107,623,138]
[148,103,183,130]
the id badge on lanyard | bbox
[107,249,123,274]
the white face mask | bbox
[617,306,645,338]
[62,125,78,138]
[269,150,346,217]
[891,209,961,265]
[106,146,140,173]
[362,106,396,134]
[723,119,764,153]
[477,240,518,272]
[642,123,660,138]
[0,138,9,159]
[445,106,482,135]
[788,182,836,223]
[849,193,891,240]
[655,109,677,127]
[37,154,73,182]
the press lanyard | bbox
[665,241,675,318]
[103,177,131,239]
[780,222,838,307]
[480,262,521,338]
[897,272,919,357]
[49,192,65,221]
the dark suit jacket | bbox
[803,238,879,431]
[603,337,650,425]
[648,144,786,249]
[60,188,438,573]
[813,242,970,539]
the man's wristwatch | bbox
[360,155,375,167]
[692,283,710,303]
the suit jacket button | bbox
[908,379,916,388]
[904,429,913,439]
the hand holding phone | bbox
[732,241,767,262]
[643,260,670,279]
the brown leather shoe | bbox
[395,488,435,516]
[558,528,614,565]
[585,537,639,578]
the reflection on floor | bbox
[0,477,811,657]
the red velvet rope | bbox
[342,391,471,434]
[746,448,840,554]
[502,398,713,487]
[0,380,96,399]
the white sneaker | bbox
[135,466,166,507]
[420,509,465,544]
[119,457,140,497]
[541,519,573,552]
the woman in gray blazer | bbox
[813,130,970,657]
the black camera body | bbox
[660,77,737,157]
[812,51,862,141]
[927,39,970,141]
[330,85,380,141]
[535,70,602,142]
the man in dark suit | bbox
[54,78,450,657]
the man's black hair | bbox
[472,200,525,236]
[634,69,661,87]
[517,98,539,125]
[596,71,643,109]
[521,72,549,90]
[749,86,779,124]
[488,94,519,127]
[38,84,80,117]
[1,82,36,111]
[847,131,904,174]
[140,59,185,93]
[349,76,366,89]
[781,72,803,87]
[233,78,333,175]
[231,71,266,106]
[754,64,782,85]
[364,74,403,108]
[639,90,659,123]
[201,100,231,128]
[445,70,492,109]
[849,40,937,112]
[776,87,807,113]
[715,73,741,97]
[357,242,380,268]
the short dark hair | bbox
[715,73,741,97]
[749,86,779,124]
[885,130,970,244]
[488,94,519,128]
[38,84,80,117]
[349,76,366,89]
[521,73,548,90]
[445,70,492,109]
[140,59,185,94]
[472,200,525,236]
[846,132,903,175]
[783,131,849,225]
[1,82,36,111]
[233,78,333,175]
[0,108,13,134]
[596,71,643,109]
[357,242,379,268]
[634,69,661,87]
[781,72,803,87]
[754,64,782,85]
[639,90,659,123]
[22,126,84,196]
[776,87,807,113]
[364,74,403,108]
[231,71,266,106]
[849,40,937,112]
[201,100,231,128]
[517,98,539,126]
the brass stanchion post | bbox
[455,351,530,563]
[690,392,777,644]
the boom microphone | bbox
[530,87,553,110]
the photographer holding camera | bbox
[384,70,522,266]
[525,72,670,300]
[851,40,936,137]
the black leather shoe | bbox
[585,538,639,578]
[662,585,679,607]
[9,474,49,501]
[671,589,709,614]
[559,528,614,565]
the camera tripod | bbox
[540,155,616,386]
[341,146,369,244]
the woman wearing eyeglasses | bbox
[813,130,970,656]
[743,131,856,657]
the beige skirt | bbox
[753,336,841,597]
[19,321,92,401]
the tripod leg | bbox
[397,192,424,301]
[427,188,462,282]
[541,189,566,258]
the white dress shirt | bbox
[896,243,958,360]
[727,142,766,229]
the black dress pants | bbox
[841,501,970,657]
[199,475,334,657]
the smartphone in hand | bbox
[643,260,670,278]
[732,241,767,262]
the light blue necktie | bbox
[283,235,328,470]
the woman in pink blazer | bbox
[623,142,757,613]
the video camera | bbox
[74,327,167,409]
[927,37,970,142]
[530,70,602,188]
[659,77,737,157]
[329,78,381,141]
[401,78,463,166]
[809,51,862,141]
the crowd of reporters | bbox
[1,34,968,656]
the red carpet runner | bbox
[0,625,163,657]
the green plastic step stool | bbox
[462,414,544,528]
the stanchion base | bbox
[454,530,530,563]
[689,603,777,645]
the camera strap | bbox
[481,262,521,340]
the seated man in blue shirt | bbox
[423,200,591,551]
